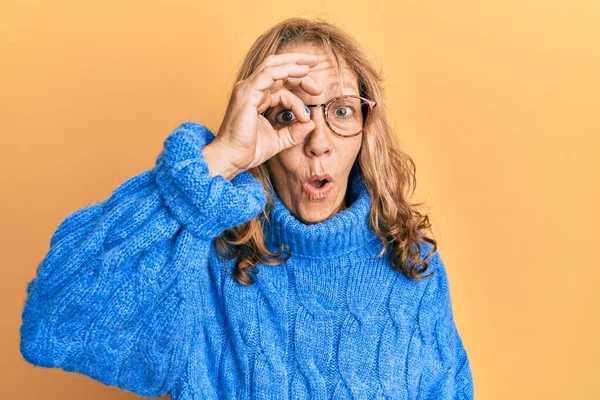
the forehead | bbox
[277,43,359,96]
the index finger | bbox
[278,75,323,96]
[257,52,320,70]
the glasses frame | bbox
[263,94,377,138]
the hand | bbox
[204,53,323,179]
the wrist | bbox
[202,140,243,181]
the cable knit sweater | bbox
[19,121,474,399]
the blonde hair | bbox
[215,17,438,285]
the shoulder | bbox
[386,240,446,322]
[417,240,452,299]
[415,241,458,344]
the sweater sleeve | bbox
[19,121,267,398]
[417,249,475,400]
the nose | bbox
[303,105,334,158]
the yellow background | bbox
[2,1,599,399]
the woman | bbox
[20,17,474,399]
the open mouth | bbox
[309,178,329,188]
[306,174,333,187]
[303,174,334,199]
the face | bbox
[264,44,363,224]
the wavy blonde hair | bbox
[214,17,438,285]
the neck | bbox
[337,193,349,213]
[264,171,380,258]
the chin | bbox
[295,202,336,224]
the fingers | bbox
[276,75,322,96]
[262,86,317,151]
[249,53,324,95]
[251,63,309,91]
[257,72,322,97]
[255,53,319,71]
[258,87,310,122]
[277,118,315,150]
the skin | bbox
[264,44,363,224]
[203,44,363,224]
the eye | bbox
[334,105,354,118]
[275,110,296,124]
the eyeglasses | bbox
[262,95,377,138]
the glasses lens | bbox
[327,97,370,136]
[264,96,371,136]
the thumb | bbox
[278,119,315,150]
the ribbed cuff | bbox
[154,121,267,240]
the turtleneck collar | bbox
[264,165,381,259]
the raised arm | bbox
[19,121,267,398]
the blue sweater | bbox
[20,121,474,399]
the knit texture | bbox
[20,121,474,399]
